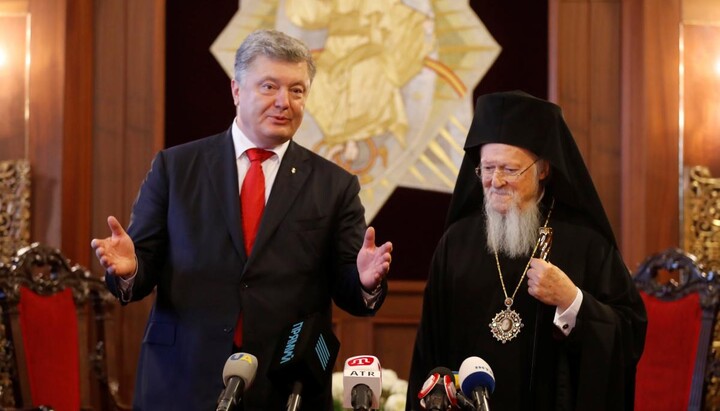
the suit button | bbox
[223,327,232,333]
[240,283,249,289]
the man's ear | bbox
[231,78,240,106]
[538,159,551,181]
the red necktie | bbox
[241,148,274,255]
[235,148,274,348]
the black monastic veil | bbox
[406,91,647,411]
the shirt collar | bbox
[231,118,290,161]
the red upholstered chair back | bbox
[633,248,719,411]
[0,243,123,411]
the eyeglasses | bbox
[475,159,539,182]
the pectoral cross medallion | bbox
[489,298,523,343]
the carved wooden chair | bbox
[684,165,720,408]
[634,248,720,411]
[0,243,125,411]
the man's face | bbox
[479,143,547,215]
[231,55,310,148]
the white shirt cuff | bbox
[116,258,138,302]
[361,285,382,309]
[553,287,583,336]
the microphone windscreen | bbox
[418,366,458,408]
[458,356,495,395]
[267,312,340,395]
[342,355,382,409]
[222,352,258,389]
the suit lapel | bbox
[249,141,310,263]
[205,129,246,260]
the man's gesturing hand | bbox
[90,216,137,277]
[356,227,393,292]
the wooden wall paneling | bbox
[554,0,681,269]
[621,0,681,269]
[587,2,621,237]
[682,24,720,175]
[620,0,649,268]
[121,1,164,403]
[93,0,131,405]
[61,0,93,267]
[551,0,623,241]
[125,0,164,188]
[372,319,422,381]
[92,0,165,405]
[641,1,681,260]
[554,1,591,156]
[27,0,66,249]
[0,1,30,160]
[332,317,373,371]
[333,280,424,380]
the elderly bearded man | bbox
[406,91,646,411]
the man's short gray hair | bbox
[234,29,316,84]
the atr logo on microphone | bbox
[349,370,378,377]
[280,320,304,364]
[347,356,376,367]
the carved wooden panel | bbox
[683,166,720,409]
[0,160,30,265]
[685,166,720,270]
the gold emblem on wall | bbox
[211,0,500,220]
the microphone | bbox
[458,356,495,411]
[268,312,340,411]
[417,367,459,410]
[342,355,382,411]
[449,372,476,410]
[216,352,258,411]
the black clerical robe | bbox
[406,207,647,411]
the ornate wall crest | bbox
[211,0,500,220]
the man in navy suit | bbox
[91,29,393,410]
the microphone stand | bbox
[286,381,303,411]
[216,378,244,411]
[473,388,490,411]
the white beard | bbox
[485,194,542,258]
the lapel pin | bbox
[291,167,296,174]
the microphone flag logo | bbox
[348,356,376,367]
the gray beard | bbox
[485,196,542,258]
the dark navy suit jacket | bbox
[106,129,386,410]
